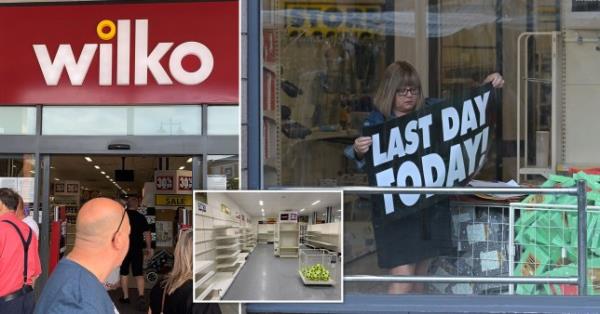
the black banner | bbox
[363,84,494,220]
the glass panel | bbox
[260,0,571,298]
[207,155,239,189]
[0,154,37,214]
[207,106,239,135]
[0,107,36,135]
[42,106,202,135]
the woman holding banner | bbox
[345,61,504,294]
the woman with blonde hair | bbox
[148,229,220,314]
[346,61,504,294]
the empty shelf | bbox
[196,282,216,301]
[214,225,239,229]
[216,250,241,260]
[216,243,239,250]
[194,270,215,290]
[194,260,215,274]
[215,235,238,240]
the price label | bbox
[156,176,173,190]
[178,176,192,190]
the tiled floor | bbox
[224,244,341,301]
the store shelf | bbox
[214,225,238,230]
[196,282,216,301]
[194,270,215,290]
[195,227,214,230]
[195,260,215,274]
[216,250,241,260]
[195,247,215,256]
[216,243,239,250]
[211,272,234,298]
[195,239,213,244]
[215,235,239,240]
[308,240,337,249]
[216,260,241,270]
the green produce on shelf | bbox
[301,263,330,281]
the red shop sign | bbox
[0,2,238,104]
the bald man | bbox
[35,198,130,314]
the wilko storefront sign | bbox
[0,2,238,104]
[33,19,214,87]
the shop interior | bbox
[42,155,238,313]
[194,191,342,302]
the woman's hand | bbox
[484,72,504,88]
[353,136,373,159]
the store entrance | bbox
[45,155,197,292]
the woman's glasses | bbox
[397,87,420,96]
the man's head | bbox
[0,188,19,215]
[126,196,139,211]
[74,197,130,270]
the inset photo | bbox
[193,190,343,303]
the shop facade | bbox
[0,0,239,290]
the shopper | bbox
[15,194,39,237]
[0,188,41,314]
[120,196,153,311]
[345,61,504,294]
[148,229,221,314]
[35,197,130,313]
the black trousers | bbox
[0,289,35,314]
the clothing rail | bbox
[342,180,588,295]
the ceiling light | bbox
[186,158,192,163]
[100,171,106,175]
[300,208,305,212]
[311,200,321,206]
[54,178,60,181]
[94,165,100,169]
[50,166,55,169]
[105,175,110,179]
[178,166,185,170]
[84,157,92,162]
[259,200,264,206]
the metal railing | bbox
[342,180,589,295]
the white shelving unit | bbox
[305,231,339,253]
[258,224,275,244]
[274,223,280,256]
[244,227,257,252]
[278,223,299,258]
[213,226,242,298]
[194,260,218,301]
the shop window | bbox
[208,155,239,190]
[0,107,36,135]
[42,106,202,136]
[260,0,570,297]
[206,106,239,135]
[0,154,36,208]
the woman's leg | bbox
[388,263,416,294]
[413,258,432,293]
